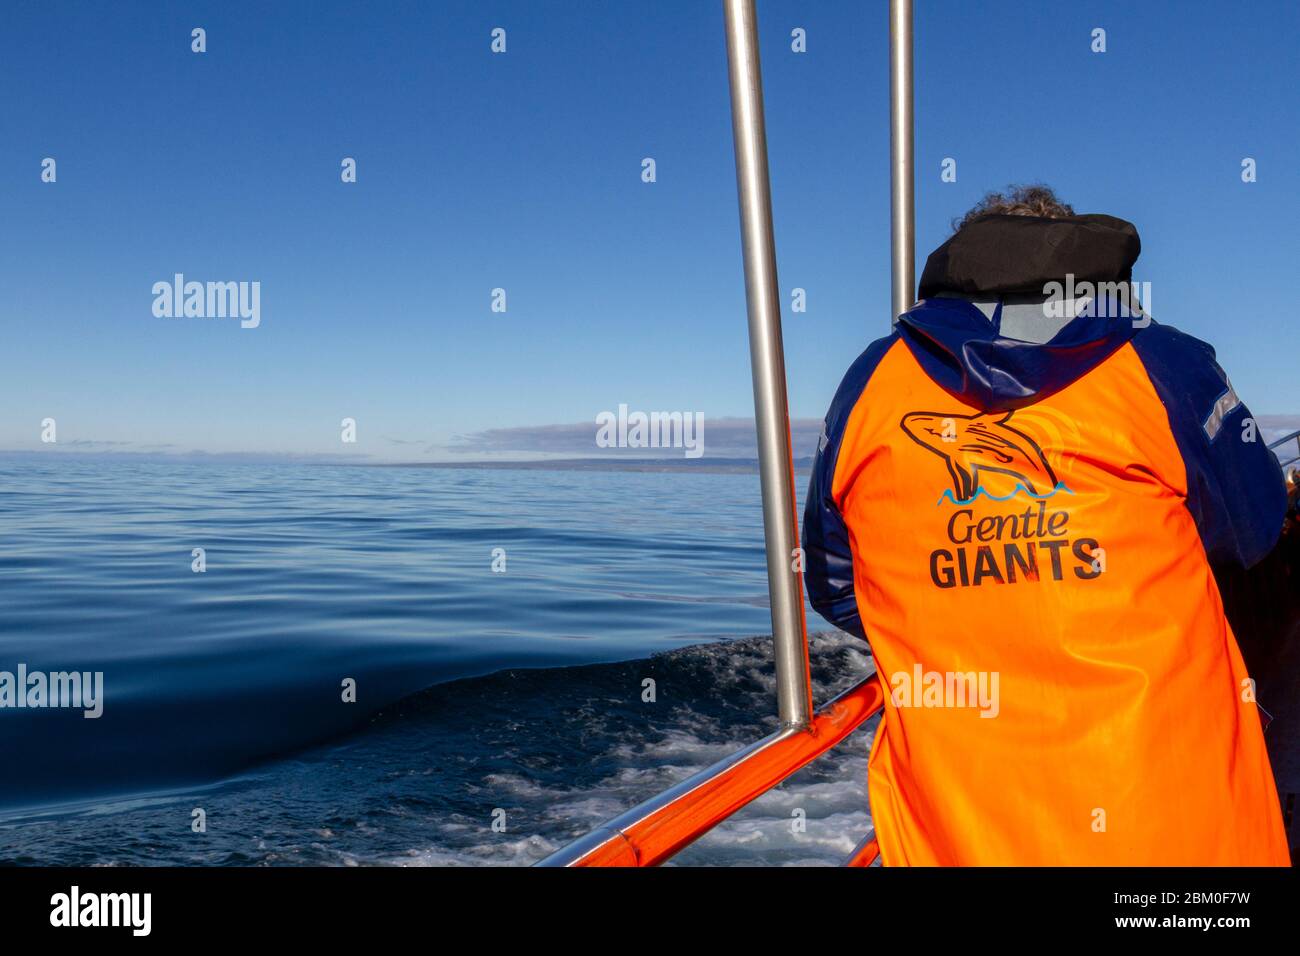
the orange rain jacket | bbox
[803,215,1290,865]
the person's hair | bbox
[953,184,1075,231]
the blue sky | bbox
[2,0,1297,460]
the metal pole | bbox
[723,0,814,729]
[889,0,915,323]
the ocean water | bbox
[0,458,875,866]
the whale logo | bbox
[900,411,1059,502]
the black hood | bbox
[917,213,1141,300]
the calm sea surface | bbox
[0,458,874,865]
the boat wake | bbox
[0,631,877,867]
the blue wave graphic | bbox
[936,481,1075,506]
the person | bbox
[802,184,1291,865]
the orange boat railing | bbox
[536,672,884,867]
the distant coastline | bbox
[1,411,1294,472]
[366,456,816,474]
[0,449,814,474]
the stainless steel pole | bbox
[889,0,915,323]
[723,0,814,729]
